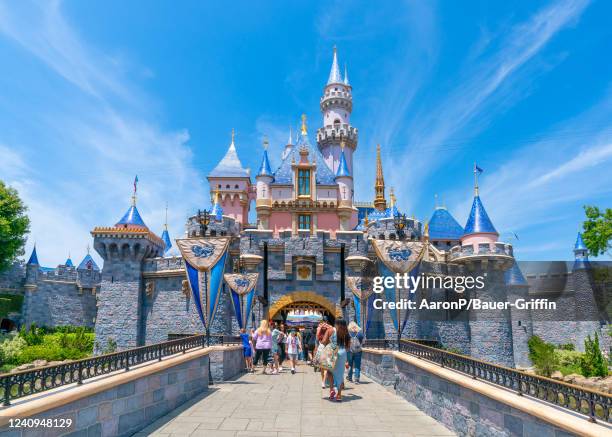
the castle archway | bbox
[268,291,341,326]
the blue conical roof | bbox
[257,149,273,177]
[505,261,528,287]
[27,246,39,265]
[336,149,351,178]
[272,131,336,185]
[574,232,587,251]
[78,254,100,271]
[429,207,464,240]
[65,257,74,267]
[161,229,172,254]
[116,204,147,228]
[463,196,497,235]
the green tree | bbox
[580,332,608,377]
[528,336,559,377]
[582,206,612,257]
[0,181,30,272]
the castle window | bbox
[234,184,239,189]
[226,184,230,189]
[298,214,311,231]
[298,169,311,196]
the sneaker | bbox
[347,377,353,382]
[291,369,295,374]
[355,380,360,384]
[321,383,326,389]
[329,390,336,400]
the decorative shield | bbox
[224,273,259,329]
[176,238,230,329]
[347,276,375,335]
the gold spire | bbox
[301,114,307,135]
[373,144,387,211]
[214,188,220,205]
[389,187,396,208]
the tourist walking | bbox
[278,323,287,370]
[302,326,315,364]
[239,328,254,373]
[347,322,364,383]
[252,320,272,373]
[328,319,350,401]
[286,329,302,374]
[270,322,282,374]
[315,318,333,386]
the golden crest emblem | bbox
[297,265,312,280]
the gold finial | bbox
[231,128,235,145]
[86,244,90,254]
[214,188,220,204]
[301,114,307,135]
[390,187,396,207]
[164,202,169,230]
[364,209,369,226]
[373,144,387,211]
[424,221,430,238]
[340,136,345,150]
[263,136,269,150]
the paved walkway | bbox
[137,364,455,437]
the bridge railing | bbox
[0,334,241,407]
[364,339,612,423]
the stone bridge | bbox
[0,342,610,437]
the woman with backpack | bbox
[347,321,364,383]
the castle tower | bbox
[255,138,274,230]
[24,245,39,290]
[573,232,589,270]
[373,145,387,211]
[505,261,532,368]
[317,46,358,176]
[91,183,164,352]
[335,142,353,231]
[207,130,251,226]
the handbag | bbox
[318,343,338,371]
[312,343,325,366]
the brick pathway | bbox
[138,364,455,437]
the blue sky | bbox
[0,0,611,266]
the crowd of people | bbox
[239,317,365,402]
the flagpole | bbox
[473,163,479,196]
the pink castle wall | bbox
[317,212,341,236]
[269,212,292,236]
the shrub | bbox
[528,335,559,377]
[19,324,44,346]
[580,332,608,377]
[0,332,26,365]
[557,343,575,351]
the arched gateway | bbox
[268,291,341,326]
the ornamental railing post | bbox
[516,372,523,396]
[77,361,83,385]
[158,343,163,362]
[3,378,10,406]
[589,392,596,423]
[124,351,130,372]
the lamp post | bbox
[393,212,407,241]
[196,209,213,383]
[393,212,407,349]
[197,209,211,237]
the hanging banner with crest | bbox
[224,273,259,329]
[346,276,375,335]
[372,240,424,338]
[176,238,230,329]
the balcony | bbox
[450,242,514,267]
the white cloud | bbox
[0,1,204,266]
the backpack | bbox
[349,332,363,353]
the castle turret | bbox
[573,232,589,270]
[91,181,164,352]
[25,245,39,289]
[160,204,172,255]
[210,189,224,222]
[505,261,532,368]
[335,143,353,231]
[207,130,251,226]
[256,138,274,229]
[317,46,358,176]
[461,165,498,247]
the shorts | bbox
[288,353,298,360]
[243,346,252,358]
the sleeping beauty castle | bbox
[1,48,607,368]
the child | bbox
[286,329,302,374]
[240,328,253,372]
